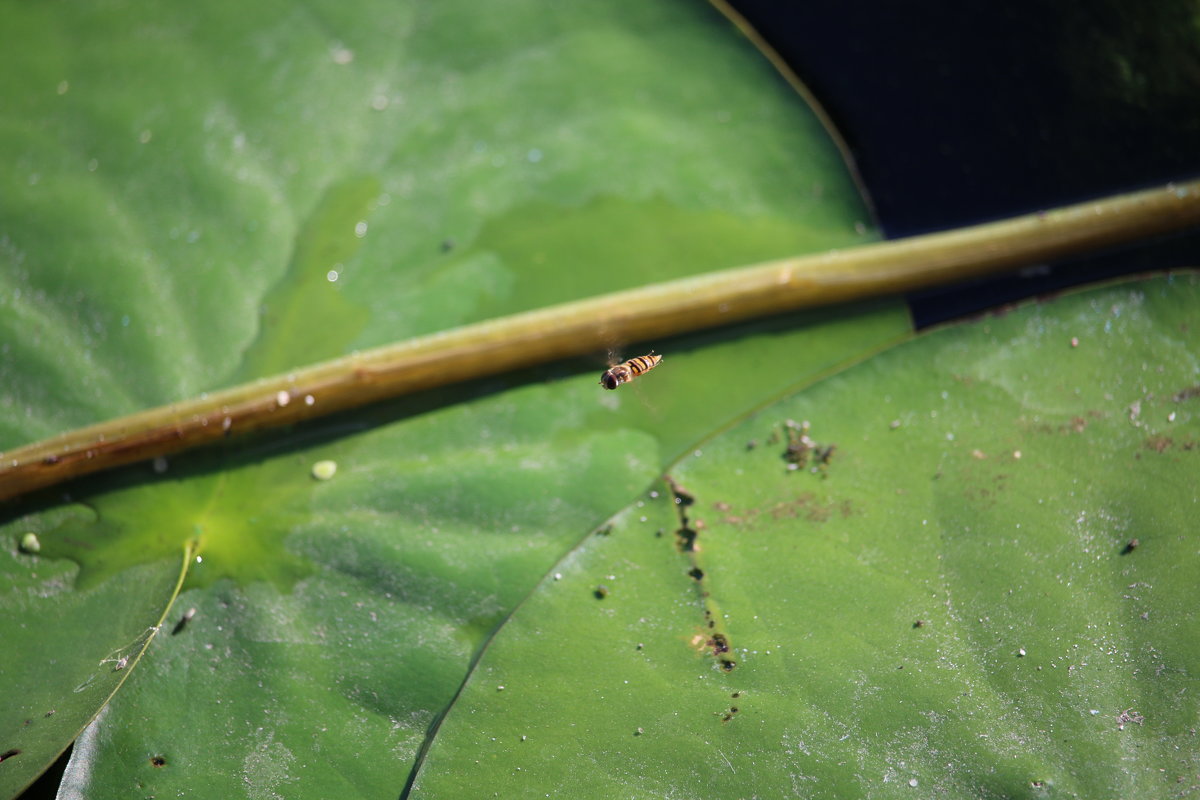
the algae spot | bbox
[235,176,380,379]
[456,194,856,321]
[36,458,316,593]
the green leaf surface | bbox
[412,274,1200,798]
[0,0,874,451]
[0,0,900,796]
[0,544,184,799]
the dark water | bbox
[729,0,1200,326]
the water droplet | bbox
[354,220,368,237]
[526,147,543,163]
[87,158,98,172]
[139,129,152,144]
[326,270,339,282]
[276,390,291,407]
[311,460,337,481]
[371,94,389,111]
[330,45,354,64]
[304,395,315,406]
[56,80,69,95]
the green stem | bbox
[2,180,1198,501]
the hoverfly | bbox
[599,351,662,390]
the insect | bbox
[599,351,662,390]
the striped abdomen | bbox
[599,352,662,390]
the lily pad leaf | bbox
[0,0,901,796]
[0,542,187,799]
[411,273,1200,798]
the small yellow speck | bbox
[311,460,337,481]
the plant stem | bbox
[2,180,1198,501]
